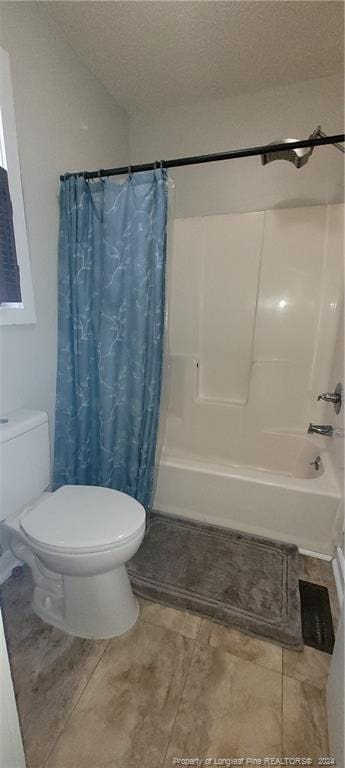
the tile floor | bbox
[0,555,339,768]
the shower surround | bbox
[155,203,344,554]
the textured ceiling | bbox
[47,1,344,115]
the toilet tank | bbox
[0,410,50,522]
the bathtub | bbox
[154,446,342,556]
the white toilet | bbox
[0,410,146,639]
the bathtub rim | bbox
[158,449,341,498]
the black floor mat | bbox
[299,579,335,654]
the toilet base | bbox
[32,565,140,639]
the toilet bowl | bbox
[0,410,147,639]
[4,485,146,639]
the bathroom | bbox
[0,1,344,766]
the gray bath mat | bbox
[128,512,303,649]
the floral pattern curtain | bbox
[53,170,168,507]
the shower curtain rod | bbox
[60,133,345,181]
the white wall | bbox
[130,75,344,470]
[327,306,345,534]
[0,2,129,577]
[0,607,26,768]
[130,73,344,217]
[0,2,129,437]
[164,204,343,473]
[327,602,344,768]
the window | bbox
[0,46,35,324]
[0,149,22,304]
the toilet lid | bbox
[20,485,146,551]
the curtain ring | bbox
[153,160,157,170]
[128,165,132,178]
[97,169,103,179]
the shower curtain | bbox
[53,170,168,507]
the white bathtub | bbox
[154,449,342,556]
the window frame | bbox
[0,46,35,325]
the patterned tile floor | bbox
[0,555,339,768]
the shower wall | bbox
[163,203,343,475]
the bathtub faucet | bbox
[307,423,334,437]
[317,391,341,405]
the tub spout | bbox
[307,423,334,437]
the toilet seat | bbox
[20,485,146,553]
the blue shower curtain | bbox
[53,170,168,507]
